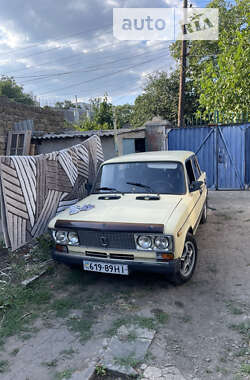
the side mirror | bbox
[85,182,92,195]
[189,180,203,192]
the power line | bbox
[39,51,171,95]
[16,44,167,82]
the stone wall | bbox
[0,96,66,155]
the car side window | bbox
[185,159,195,185]
[192,156,201,180]
[194,156,201,176]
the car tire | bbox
[200,199,207,224]
[171,233,198,285]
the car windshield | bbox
[92,161,186,195]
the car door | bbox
[185,158,202,231]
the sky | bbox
[0,0,210,106]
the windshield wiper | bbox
[95,186,122,194]
[126,181,153,193]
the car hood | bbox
[49,194,183,229]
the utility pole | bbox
[74,95,79,122]
[177,0,188,128]
[112,106,119,155]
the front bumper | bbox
[52,250,180,275]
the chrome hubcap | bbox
[180,241,196,277]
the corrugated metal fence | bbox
[167,124,250,190]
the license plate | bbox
[83,260,128,275]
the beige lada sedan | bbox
[48,151,207,284]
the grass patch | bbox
[107,313,159,337]
[127,331,137,342]
[230,321,250,339]
[60,348,76,358]
[0,360,9,373]
[226,301,243,315]
[0,282,52,347]
[67,315,94,342]
[51,297,79,318]
[151,308,169,324]
[55,368,75,380]
[114,353,142,369]
[240,363,250,375]
[234,347,249,357]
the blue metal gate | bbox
[167,125,249,190]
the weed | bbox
[244,219,250,222]
[42,359,58,367]
[230,321,250,339]
[127,331,137,342]
[240,363,250,375]
[55,369,75,380]
[134,315,156,330]
[179,315,192,323]
[216,366,229,375]
[67,316,93,342]
[0,360,9,373]
[60,348,76,358]
[226,301,243,315]
[10,348,19,356]
[0,282,52,347]
[114,353,142,369]
[107,314,157,337]
[51,297,79,318]
[30,234,54,262]
[151,308,169,324]
[95,364,107,377]
[234,347,249,357]
[106,317,129,337]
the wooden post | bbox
[177,0,188,128]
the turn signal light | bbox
[157,252,174,260]
[56,244,68,253]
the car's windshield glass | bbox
[92,161,186,195]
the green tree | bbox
[0,76,35,105]
[131,70,198,128]
[170,0,249,121]
[55,100,78,109]
[92,94,113,128]
[76,94,113,130]
[198,0,249,120]
[115,104,134,128]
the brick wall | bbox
[0,96,66,155]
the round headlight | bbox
[68,231,79,246]
[137,235,152,249]
[55,231,68,244]
[154,236,169,250]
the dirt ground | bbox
[0,191,249,380]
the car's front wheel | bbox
[171,233,198,285]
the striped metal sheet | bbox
[0,135,103,251]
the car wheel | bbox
[171,233,198,285]
[200,199,207,224]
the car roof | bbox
[104,150,194,165]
